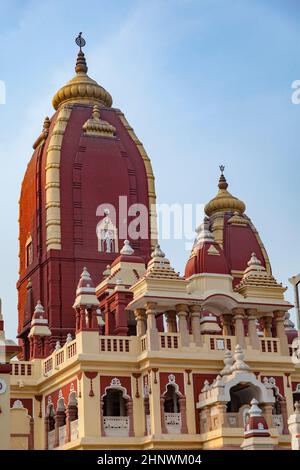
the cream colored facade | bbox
[2,244,300,450]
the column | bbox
[77,373,101,440]
[65,404,77,444]
[146,302,159,351]
[54,410,65,448]
[148,370,162,435]
[220,314,232,336]
[232,308,245,347]
[160,397,168,434]
[274,310,289,356]
[262,403,274,429]
[134,308,146,336]
[44,416,49,450]
[178,396,188,433]
[144,397,150,435]
[246,308,260,350]
[261,315,273,337]
[176,304,189,347]
[279,398,289,434]
[215,402,227,428]
[190,305,202,346]
[126,399,134,437]
[165,310,177,332]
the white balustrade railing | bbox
[58,424,66,447]
[70,419,79,441]
[164,412,181,434]
[103,416,130,437]
[48,429,55,450]
[273,414,283,434]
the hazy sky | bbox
[0,0,300,340]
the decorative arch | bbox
[223,374,275,405]
[102,377,130,400]
[162,374,183,397]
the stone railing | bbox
[205,335,235,352]
[273,414,283,434]
[260,338,280,354]
[58,424,66,446]
[48,429,55,450]
[70,419,79,441]
[141,335,147,352]
[103,416,130,437]
[159,333,180,349]
[11,362,33,377]
[99,336,132,354]
[42,339,77,376]
[164,412,181,434]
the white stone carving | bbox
[110,377,122,387]
[164,412,182,434]
[12,399,24,409]
[103,416,129,437]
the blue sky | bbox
[0,0,300,339]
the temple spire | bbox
[218,164,228,190]
[75,32,88,74]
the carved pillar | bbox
[179,396,188,433]
[232,308,245,347]
[54,410,65,448]
[160,397,168,434]
[144,397,150,435]
[190,305,202,346]
[220,314,232,336]
[44,417,49,450]
[262,404,273,429]
[100,398,105,436]
[126,399,134,437]
[114,295,129,336]
[29,417,34,450]
[274,310,289,356]
[246,308,260,350]
[176,304,189,347]
[261,315,273,337]
[165,310,177,332]
[279,398,289,434]
[215,402,227,428]
[65,404,77,444]
[134,308,146,336]
[146,302,159,350]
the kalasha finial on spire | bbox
[75,32,86,51]
[75,32,88,74]
[218,164,228,190]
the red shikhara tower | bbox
[17,36,157,358]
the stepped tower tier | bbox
[17,35,157,358]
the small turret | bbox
[28,301,51,359]
[240,399,274,450]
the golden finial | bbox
[75,32,88,74]
[52,33,113,110]
[204,165,246,216]
[218,164,228,190]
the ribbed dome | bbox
[204,170,246,217]
[52,49,112,110]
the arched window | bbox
[103,389,126,417]
[25,235,33,267]
[227,383,260,413]
[164,384,180,413]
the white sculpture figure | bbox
[96,208,118,253]
[288,402,300,450]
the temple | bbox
[1,35,300,450]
